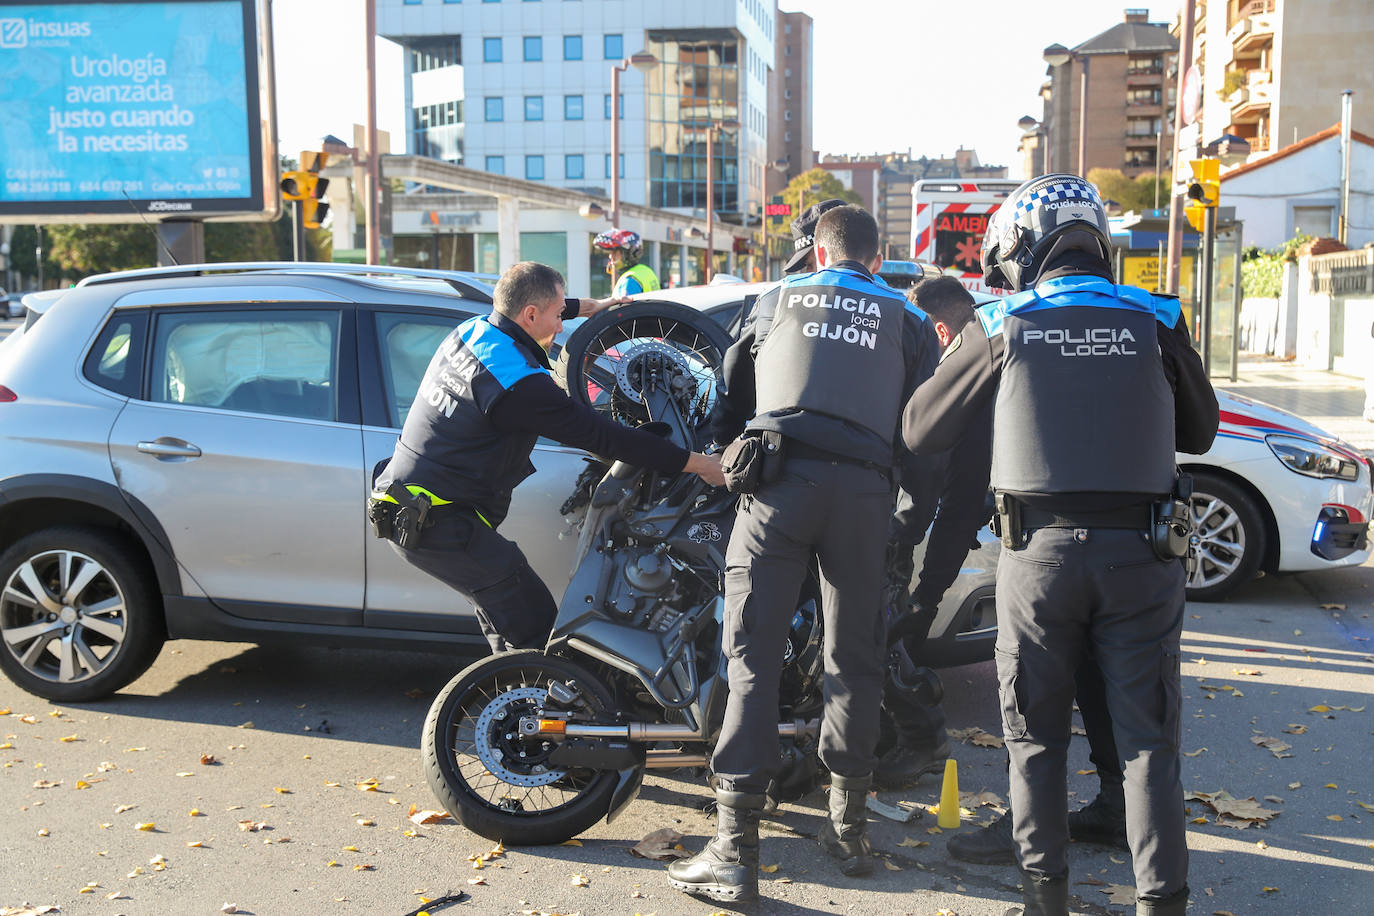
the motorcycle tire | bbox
[554,299,735,430]
[422,650,622,846]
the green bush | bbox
[1240,232,1312,299]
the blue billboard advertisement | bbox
[0,0,266,218]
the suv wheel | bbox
[1185,472,1267,603]
[0,527,165,702]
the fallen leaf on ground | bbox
[570,873,590,887]
[237,722,254,729]
[629,827,688,860]
[959,790,1004,809]
[1183,748,1208,757]
[1101,884,1137,905]
[883,858,902,871]
[353,863,375,871]
[237,820,269,832]
[560,839,583,847]
[133,822,156,831]
[1282,724,1307,735]
[1319,603,1346,610]
[355,778,380,791]
[1251,736,1293,759]
[409,809,451,826]
[274,787,291,794]
[467,876,486,886]
[1233,669,1261,676]
[58,735,79,743]
[355,818,374,826]
[949,726,1004,748]
[760,863,780,873]
[1185,790,1280,826]
[898,836,929,848]
[221,905,238,914]
[200,754,217,765]
[1310,705,1332,713]
[31,779,60,789]
[1327,815,1344,822]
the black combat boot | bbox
[1136,885,1189,916]
[1017,869,1069,916]
[947,807,1016,865]
[1067,785,1128,849]
[817,773,875,877]
[667,787,765,902]
[875,733,951,789]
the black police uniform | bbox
[377,305,689,652]
[904,266,1218,901]
[709,262,940,792]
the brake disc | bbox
[472,686,566,787]
[614,340,698,405]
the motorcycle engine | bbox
[602,544,683,631]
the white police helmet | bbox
[981,173,1112,291]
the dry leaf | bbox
[1325,783,1339,789]
[882,858,902,871]
[133,821,156,831]
[237,820,269,832]
[1327,814,1344,822]
[959,790,1005,808]
[356,778,380,791]
[949,726,1004,748]
[342,845,359,852]
[1262,886,1279,893]
[1310,705,1332,713]
[1233,668,1261,676]
[1251,735,1293,759]
[467,877,486,886]
[356,818,374,826]
[1319,603,1346,610]
[273,787,291,794]
[31,779,60,789]
[408,809,451,826]
[36,828,49,836]
[1357,802,1374,813]
[1282,724,1307,735]
[897,836,929,848]
[760,863,780,873]
[221,905,238,914]
[561,838,584,847]
[571,873,590,887]
[1185,790,1280,825]
[628,827,687,860]
[326,860,339,868]
[175,771,194,777]
[1263,796,1285,804]
[200,754,217,765]
[58,734,79,742]
[1183,748,1208,757]
[353,863,375,871]
[1076,768,1097,775]
[1101,884,1137,905]
[237,721,254,729]
[1288,782,1301,790]
[73,780,92,790]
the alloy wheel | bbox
[1,549,128,685]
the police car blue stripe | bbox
[459,316,547,390]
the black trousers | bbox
[712,458,892,792]
[389,510,557,653]
[997,527,1187,899]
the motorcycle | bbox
[420,301,828,845]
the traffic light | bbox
[279,151,330,229]
[1185,158,1219,232]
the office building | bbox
[767,9,814,196]
[379,0,779,220]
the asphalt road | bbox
[2,554,1371,916]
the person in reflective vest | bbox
[904,174,1219,916]
[595,228,661,297]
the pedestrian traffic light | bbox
[1185,158,1219,232]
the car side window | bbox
[83,311,147,398]
[149,309,341,421]
[375,312,463,427]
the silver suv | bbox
[0,264,589,702]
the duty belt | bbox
[1019,505,1151,530]
[786,440,891,476]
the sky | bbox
[273,0,1184,176]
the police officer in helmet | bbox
[904,174,1218,916]
[372,261,723,654]
[594,228,661,297]
[667,206,942,902]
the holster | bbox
[1151,473,1196,568]
[991,491,1024,549]
[720,429,785,494]
[368,483,433,549]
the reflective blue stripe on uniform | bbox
[782,266,899,295]
[992,277,1182,328]
[977,298,1008,337]
[459,315,548,389]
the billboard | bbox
[0,0,275,221]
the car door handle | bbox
[136,438,203,459]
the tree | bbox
[780,168,863,222]
[7,225,61,287]
[1086,168,1171,214]
[42,223,156,278]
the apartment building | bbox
[1035,9,1179,179]
[766,9,814,197]
[378,0,779,218]
[1182,0,1374,162]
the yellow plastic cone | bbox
[937,758,961,828]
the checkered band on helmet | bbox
[593,228,643,256]
[980,173,1111,290]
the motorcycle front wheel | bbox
[421,650,622,845]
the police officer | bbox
[373,261,724,654]
[667,206,941,902]
[904,174,1219,916]
[594,228,661,297]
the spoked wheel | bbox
[555,301,735,439]
[422,650,621,845]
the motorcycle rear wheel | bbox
[422,650,621,845]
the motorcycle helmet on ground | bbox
[980,173,1112,292]
[593,228,643,265]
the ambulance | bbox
[909,179,1022,297]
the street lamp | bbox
[1043,42,1089,176]
[610,51,658,229]
[703,118,740,282]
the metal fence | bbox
[1310,247,1374,295]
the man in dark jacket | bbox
[904,174,1218,916]
[374,261,723,653]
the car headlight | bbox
[1265,435,1360,481]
